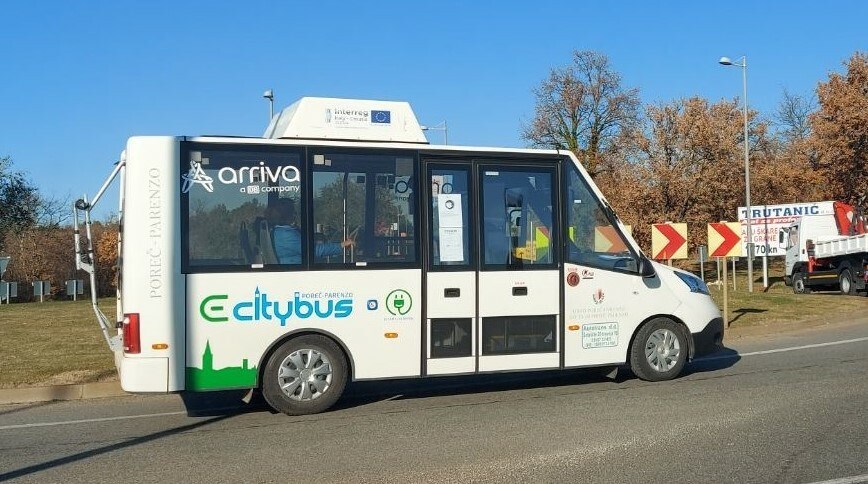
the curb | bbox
[0,382,125,405]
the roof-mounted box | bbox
[263,97,428,143]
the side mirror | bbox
[638,257,656,278]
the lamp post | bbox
[420,121,448,145]
[263,89,274,121]
[719,55,754,293]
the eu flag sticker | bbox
[371,110,391,124]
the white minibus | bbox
[74,97,723,415]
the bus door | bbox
[476,164,560,372]
[424,162,477,375]
[423,160,561,375]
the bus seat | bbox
[240,221,266,265]
[256,219,278,264]
[239,222,254,263]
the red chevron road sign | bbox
[708,222,744,257]
[651,223,687,260]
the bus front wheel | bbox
[630,318,687,382]
[262,335,348,415]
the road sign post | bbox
[721,257,728,327]
[698,245,708,282]
[709,222,744,327]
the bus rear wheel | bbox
[630,318,687,382]
[262,335,348,415]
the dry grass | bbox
[701,259,867,328]
[0,299,117,388]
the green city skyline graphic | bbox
[186,340,257,391]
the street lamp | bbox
[420,121,448,145]
[719,55,754,293]
[263,89,274,120]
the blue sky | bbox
[1,1,866,220]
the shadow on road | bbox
[338,367,621,409]
[0,400,57,417]
[0,414,237,481]
[685,347,742,375]
[174,347,743,417]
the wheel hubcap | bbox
[645,328,681,372]
[277,349,333,401]
[842,275,851,293]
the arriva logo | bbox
[199,288,353,326]
[182,161,301,194]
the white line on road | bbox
[697,337,868,362]
[3,336,867,432]
[802,473,868,484]
[0,411,188,431]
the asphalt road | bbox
[1,320,867,484]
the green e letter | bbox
[200,294,229,323]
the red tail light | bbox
[123,313,141,354]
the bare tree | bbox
[774,88,815,142]
[522,50,640,176]
[36,193,71,228]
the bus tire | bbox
[793,272,810,294]
[839,269,855,296]
[629,318,687,382]
[262,335,348,415]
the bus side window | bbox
[312,152,418,266]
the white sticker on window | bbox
[437,194,463,228]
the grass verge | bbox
[0,298,117,388]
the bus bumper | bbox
[691,317,724,359]
[118,355,169,392]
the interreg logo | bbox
[385,289,412,316]
[181,161,215,193]
[181,161,301,194]
[200,288,353,327]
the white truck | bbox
[782,201,868,296]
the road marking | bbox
[802,474,868,484]
[697,337,868,363]
[0,411,188,431]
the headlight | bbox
[675,271,710,295]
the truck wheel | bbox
[839,269,855,296]
[262,335,348,415]
[630,318,688,382]
[793,273,811,294]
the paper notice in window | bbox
[439,227,464,262]
[437,194,463,228]
[437,194,464,262]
